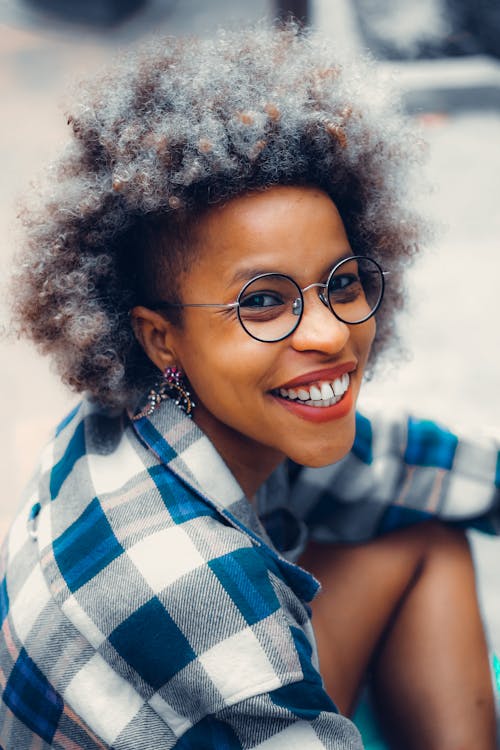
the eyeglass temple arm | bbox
[151,301,239,310]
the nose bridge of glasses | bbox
[300,281,331,311]
[291,281,328,318]
[300,281,328,295]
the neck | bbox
[193,408,285,500]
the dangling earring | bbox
[161,366,195,416]
[131,366,195,420]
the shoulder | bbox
[13,403,304,683]
[44,484,306,731]
[0,405,326,745]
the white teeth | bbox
[303,396,338,407]
[275,373,351,406]
[333,378,343,397]
[320,382,334,399]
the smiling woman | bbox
[1,24,498,750]
[132,187,377,489]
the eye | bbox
[237,274,297,322]
[239,292,285,309]
[327,257,384,322]
[328,272,364,305]
[330,273,359,291]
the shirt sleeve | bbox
[139,537,364,750]
[287,410,500,543]
[167,619,363,748]
[172,690,363,749]
[51,514,362,750]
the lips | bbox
[275,362,356,390]
[269,362,356,422]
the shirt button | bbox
[27,502,42,541]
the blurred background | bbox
[0,0,499,665]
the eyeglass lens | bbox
[328,256,384,324]
[237,256,383,342]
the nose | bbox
[290,291,350,354]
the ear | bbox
[130,306,179,373]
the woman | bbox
[1,25,498,749]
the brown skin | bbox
[300,523,497,749]
[132,186,374,498]
[132,186,496,747]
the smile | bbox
[272,373,350,408]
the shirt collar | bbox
[129,399,320,603]
[129,399,275,545]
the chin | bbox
[285,435,355,468]
[292,451,350,469]
[282,413,357,467]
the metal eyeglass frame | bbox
[150,254,387,343]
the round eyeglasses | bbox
[151,255,386,343]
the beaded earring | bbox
[131,366,195,420]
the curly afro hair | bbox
[10,24,428,409]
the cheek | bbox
[177,321,274,403]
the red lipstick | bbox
[270,362,356,424]
[271,383,354,423]
[276,361,356,390]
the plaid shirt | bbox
[0,399,498,749]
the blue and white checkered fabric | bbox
[0,398,498,748]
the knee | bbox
[419,520,470,556]
[423,519,467,541]
[389,519,469,554]
[375,521,472,579]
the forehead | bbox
[189,185,351,286]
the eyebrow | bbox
[230,266,278,285]
[229,251,354,286]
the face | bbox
[143,186,376,490]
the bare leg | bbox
[299,521,497,749]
